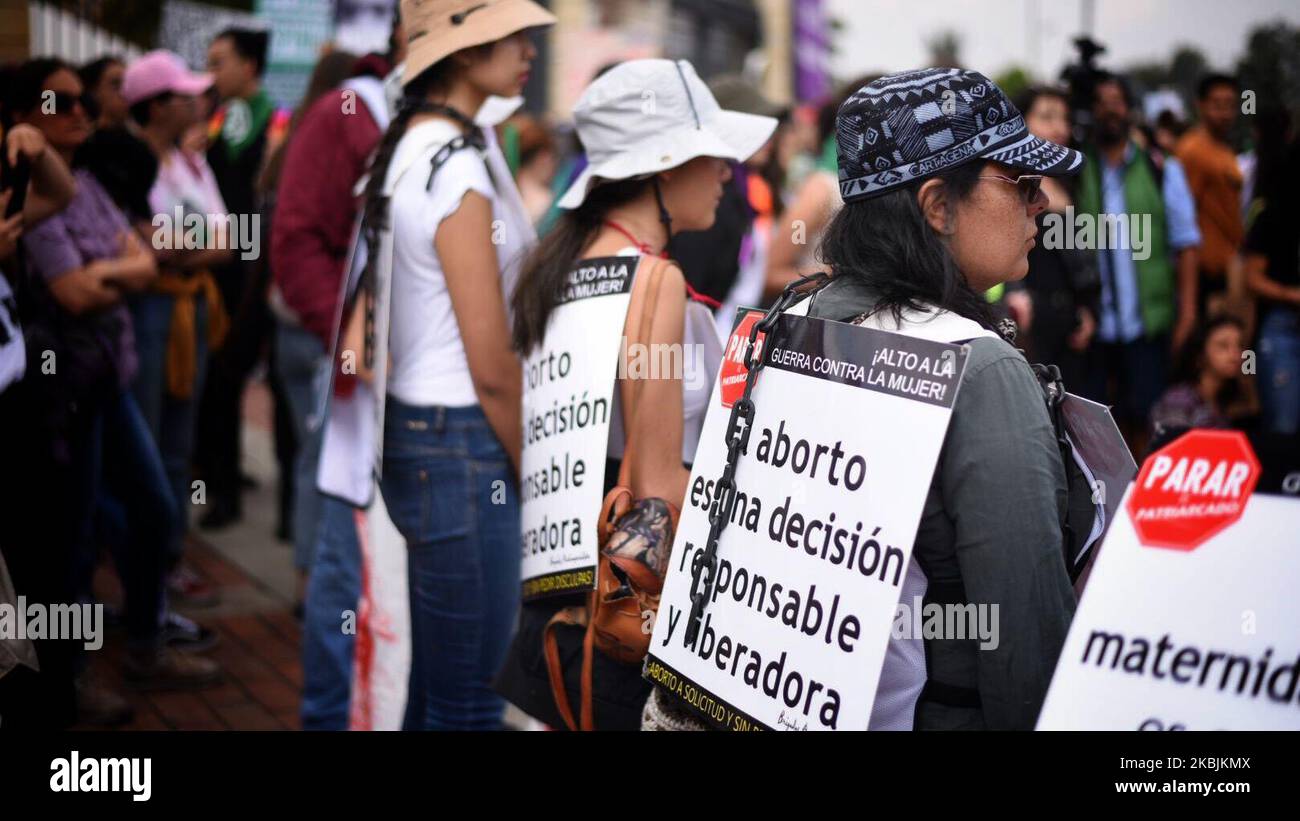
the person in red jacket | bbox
[269,35,400,729]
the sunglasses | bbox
[44,91,85,116]
[979,173,1045,203]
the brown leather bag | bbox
[542,256,681,731]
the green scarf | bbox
[217,88,273,162]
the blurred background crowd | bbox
[0,0,1297,728]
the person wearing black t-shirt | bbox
[1244,173,1300,435]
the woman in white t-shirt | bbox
[352,0,555,731]
[496,59,776,730]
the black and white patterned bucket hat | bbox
[835,67,1084,203]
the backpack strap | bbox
[1029,362,1099,581]
[613,255,672,490]
[542,605,587,731]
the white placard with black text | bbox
[519,256,638,600]
[646,311,969,730]
[1038,433,1300,731]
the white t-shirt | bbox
[149,147,227,228]
[386,119,531,407]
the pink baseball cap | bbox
[122,50,212,106]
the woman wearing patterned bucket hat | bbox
[349,0,555,730]
[495,58,777,731]
[776,68,1088,730]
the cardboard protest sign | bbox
[645,310,969,730]
[1060,393,1138,584]
[519,257,638,600]
[1037,429,1300,730]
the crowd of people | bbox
[0,0,1295,731]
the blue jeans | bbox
[379,400,520,731]
[273,321,329,571]
[300,493,362,730]
[1258,307,1300,435]
[86,390,177,651]
[128,290,208,563]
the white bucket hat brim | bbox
[556,63,778,211]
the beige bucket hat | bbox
[400,0,557,88]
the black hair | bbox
[1175,314,1250,414]
[356,44,492,315]
[1252,107,1295,207]
[78,55,122,92]
[78,55,123,121]
[1154,108,1186,135]
[215,28,270,77]
[128,91,174,128]
[1197,72,1238,101]
[1176,313,1245,380]
[511,177,654,353]
[1014,84,1069,120]
[1089,70,1134,109]
[816,159,997,329]
[1,57,73,127]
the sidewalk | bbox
[81,375,302,730]
[86,544,302,730]
[82,373,532,730]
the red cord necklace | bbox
[599,219,720,308]
[602,219,669,259]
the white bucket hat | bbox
[556,59,779,210]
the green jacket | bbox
[1077,143,1175,337]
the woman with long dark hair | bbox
[352,0,555,730]
[790,69,1085,730]
[1150,314,1258,437]
[1244,125,1300,436]
[496,59,776,731]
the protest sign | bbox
[256,0,333,108]
[1060,393,1137,585]
[519,257,638,600]
[645,310,968,730]
[1038,429,1300,730]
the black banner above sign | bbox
[763,314,967,409]
[557,256,635,306]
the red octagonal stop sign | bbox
[719,310,766,408]
[1126,429,1261,551]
